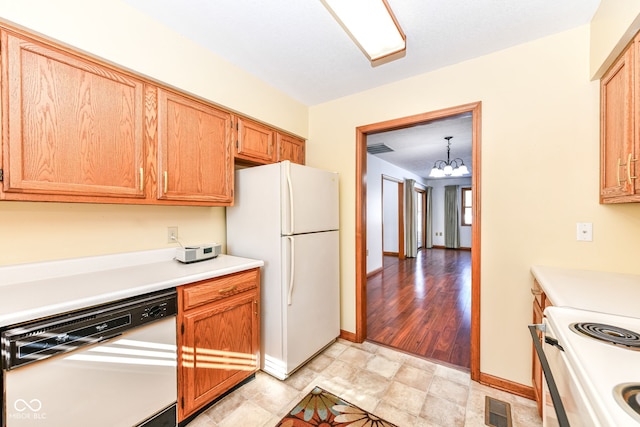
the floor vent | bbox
[484,396,513,427]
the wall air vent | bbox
[367,143,394,154]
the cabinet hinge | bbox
[0,169,3,182]
[181,323,184,334]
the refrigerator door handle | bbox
[285,161,294,235]
[286,236,295,305]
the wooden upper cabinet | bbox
[277,133,306,165]
[1,31,145,200]
[156,88,233,204]
[600,34,639,203]
[234,117,275,164]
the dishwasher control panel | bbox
[141,301,172,320]
[1,289,177,370]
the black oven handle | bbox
[528,324,571,427]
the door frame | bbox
[415,186,427,250]
[354,101,482,381]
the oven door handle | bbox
[528,324,571,427]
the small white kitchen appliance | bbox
[175,243,221,263]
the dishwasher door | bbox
[3,317,177,427]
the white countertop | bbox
[0,248,263,327]
[530,265,640,318]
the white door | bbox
[281,161,339,235]
[281,231,339,374]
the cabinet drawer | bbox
[181,269,259,311]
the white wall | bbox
[426,178,473,248]
[309,25,640,387]
[366,154,430,274]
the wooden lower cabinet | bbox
[531,279,552,416]
[532,297,544,416]
[177,269,260,421]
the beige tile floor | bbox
[186,339,542,427]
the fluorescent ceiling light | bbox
[322,0,406,63]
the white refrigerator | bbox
[226,160,340,380]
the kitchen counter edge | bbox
[530,265,640,318]
[0,249,264,327]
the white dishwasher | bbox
[1,289,177,427]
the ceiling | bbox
[122,0,600,178]
[367,113,473,179]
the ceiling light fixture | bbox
[429,136,470,178]
[322,0,406,64]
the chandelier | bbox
[428,136,469,178]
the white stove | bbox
[542,306,640,426]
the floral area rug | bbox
[276,386,397,427]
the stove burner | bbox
[613,383,640,423]
[570,322,640,350]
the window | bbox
[461,187,472,226]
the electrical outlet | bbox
[167,226,178,243]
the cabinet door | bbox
[277,133,306,164]
[532,299,543,416]
[178,291,259,420]
[2,31,145,199]
[635,33,640,195]
[235,117,275,164]
[600,47,635,201]
[157,89,233,204]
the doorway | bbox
[381,175,404,259]
[415,187,427,250]
[354,102,481,381]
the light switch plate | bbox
[576,222,593,242]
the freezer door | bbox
[281,161,339,235]
[282,231,340,374]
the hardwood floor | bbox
[366,248,471,369]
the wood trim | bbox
[381,174,402,183]
[340,329,357,342]
[430,245,470,251]
[367,266,383,278]
[470,102,482,382]
[355,101,482,381]
[355,126,367,342]
[398,181,405,260]
[382,251,399,256]
[479,372,536,401]
[415,188,427,250]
